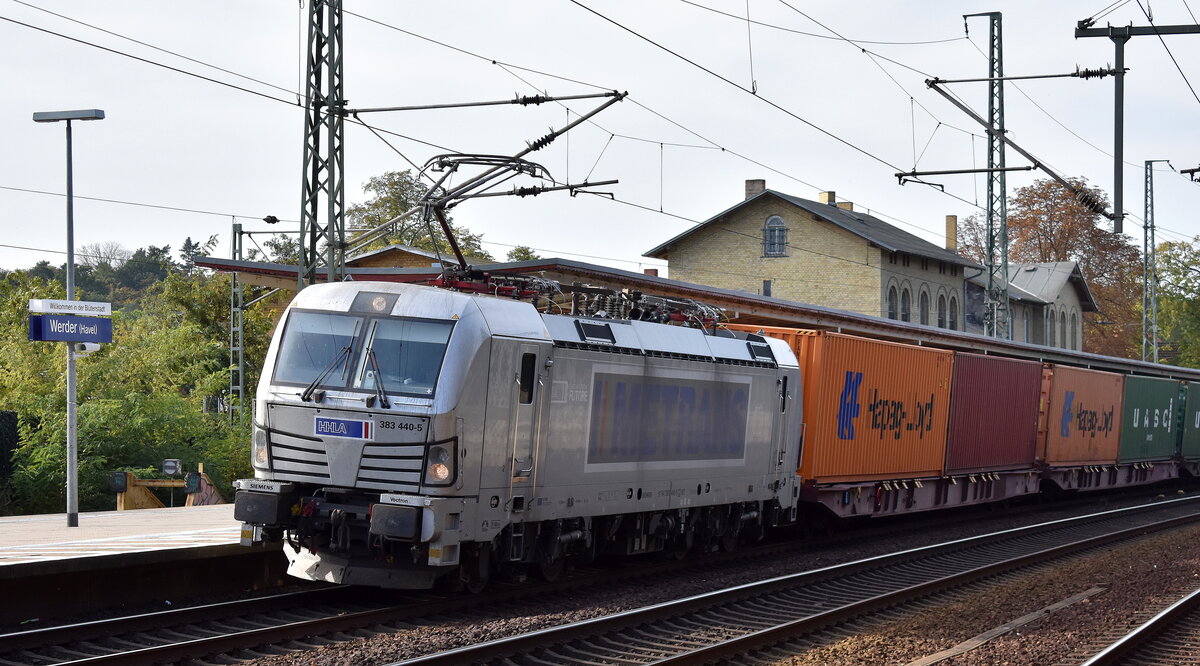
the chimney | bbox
[819,191,836,205]
[643,268,659,277]
[945,215,958,251]
[745,179,765,200]
[836,201,854,212]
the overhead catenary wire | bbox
[680,0,967,45]
[566,0,907,173]
[347,5,982,240]
[1136,0,1200,106]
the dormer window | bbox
[763,215,788,257]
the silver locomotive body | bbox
[234,281,801,589]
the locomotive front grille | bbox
[266,430,423,492]
[269,430,331,482]
[356,442,425,491]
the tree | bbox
[959,178,1142,358]
[1156,239,1200,366]
[79,241,131,268]
[114,245,174,292]
[506,245,541,262]
[179,235,217,273]
[346,170,493,261]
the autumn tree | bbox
[346,170,492,261]
[959,177,1142,358]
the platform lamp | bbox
[33,108,105,528]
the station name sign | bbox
[29,299,111,316]
[29,314,113,343]
[28,299,113,343]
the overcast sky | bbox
[5,1,1199,275]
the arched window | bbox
[948,296,959,330]
[937,295,947,328]
[919,291,930,326]
[887,286,898,319]
[1060,311,1068,348]
[1023,308,1030,342]
[763,216,787,257]
[1070,312,1079,350]
[900,288,912,322]
[1048,308,1057,346]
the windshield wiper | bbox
[300,344,353,403]
[365,349,391,409]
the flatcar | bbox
[235,280,1200,590]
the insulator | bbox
[1075,67,1112,80]
[528,132,555,151]
[514,186,542,197]
[516,95,549,106]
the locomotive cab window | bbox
[518,353,537,404]
[353,318,455,397]
[272,311,364,387]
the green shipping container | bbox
[1118,376,1183,462]
[1182,382,1200,460]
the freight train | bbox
[233,280,1200,590]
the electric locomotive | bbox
[234,281,801,589]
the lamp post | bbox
[33,108,105,528]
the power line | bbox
[567,0,906,173]
[1,11,455,158]
[338,5,984,240]
[0,184,296,221]
[1137,0,1200,106]
[679,0,967,45]
[0,14,297,106]
[11,0,301,99]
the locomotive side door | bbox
[508,342,546,486]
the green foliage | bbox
[347,170,493,261]
[0,249,281,515]
[1157,239,1200,367]
[506,245,541,262]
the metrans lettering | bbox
[314,417,372,439]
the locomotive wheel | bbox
[537,557,565,582]
[460,544,491,594]
[719,531,740,553]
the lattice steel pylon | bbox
[229,221,245,424]
[298,0,346,289]
[968,12,1010,339]
[1143,160,1168,363]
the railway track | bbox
[0,490,1189,665]
[1082,585,1200,665]
[0,527,852,665]
[395,495,1200,665]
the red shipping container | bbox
[945,353,1042,474]
[1039,365,1124,466]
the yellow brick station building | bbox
[644,180,981,332]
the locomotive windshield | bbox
[352,318,454,396]
[273,312,363,386]
[273,310,454,397]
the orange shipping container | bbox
[1039,365,1124,466]
[729,326,952,483]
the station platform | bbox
[0,504,242,575]
[0,505,289,626]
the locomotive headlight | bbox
[252,426,270,469]
[423,442,456,486]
